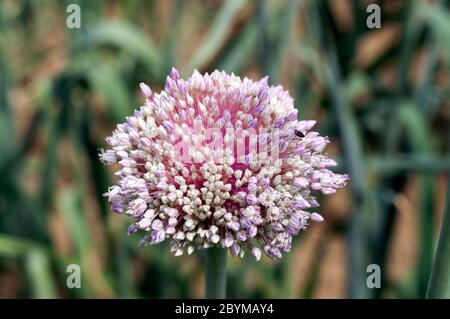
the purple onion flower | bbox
[100,69,348,260]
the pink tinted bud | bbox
[310,213,324,223]
[294,177,309,188]
[140,82,152,97]
[251,247,262,261]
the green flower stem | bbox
[204,247,227,299]
[426,179,450,298]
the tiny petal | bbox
[223,236,234,248]
[294,177,309,188]
[140,82,152,97]
[175,249,183,256]
[128,224,138,235]
[246,194,258,206]
[170,67,180,80]
[211,234,220,244]
[311,213,324,223]
[251,247,262,261]
[230,244,241,256]
[152,219,164,230]
[137,218,151,229]
[236,231,247,242]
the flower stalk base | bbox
[205,247,227,299]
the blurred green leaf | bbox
[217,22,257,73]
[186,0,247,73]
[0,235,48,257]
[323,38,373,299]
[261,0,300,82]
[81,21,163,78]
[0,40,14,164]
[420,2,450,66]
[88,62,132,121]
[345,72,370,103]
[26,249,58,298]
[427,179,450,298]
[397,102,435,297]
[58,188,90,253]
[0,235,57,298]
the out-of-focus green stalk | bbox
[26,249,58,298]
[0,235,57,298]
[186,0,246,73]
[163,0,183,72]
[302,236,326,298]
[372,2,419,297]
[218,22,257,74]
[384,1,418,151]
[374,2,438,295]
[257,0,271,79]
[324,46,371,300]
[0,21,15,164]
[205,247,227,299]
[426,179,450,298]
[257,0,299,83]
[321,154,450,179]
[397,104,435,296]
[368,156,450,174]
[310,0,371,298]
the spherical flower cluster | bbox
[100,68,348,260]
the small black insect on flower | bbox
[294,130,305,138]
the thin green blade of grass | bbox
[161,0,184,72]
[88,62,133,122]
[397,102,435,297]
[0,34,15,165]
[420,1,450,68]
[79,107,111,218]
[323,48,372,299]
[303,0,373,298]
[0,235,48,256]
[115,229,139,298]
[58,186,116,298]
[259,0,301,83]
[0,235,57,298]
[217,21,257,73]
[59,188,91,252]
[368,156,450,174]
[427,179,450,298]
[75,109,135,297]
[39,77,72,230]
[25,249,58,298]
[256,0,271,80]
[185,0,247,73]
[80,21,163,78]
[384,0,421,151]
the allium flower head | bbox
[100,68,348,260]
